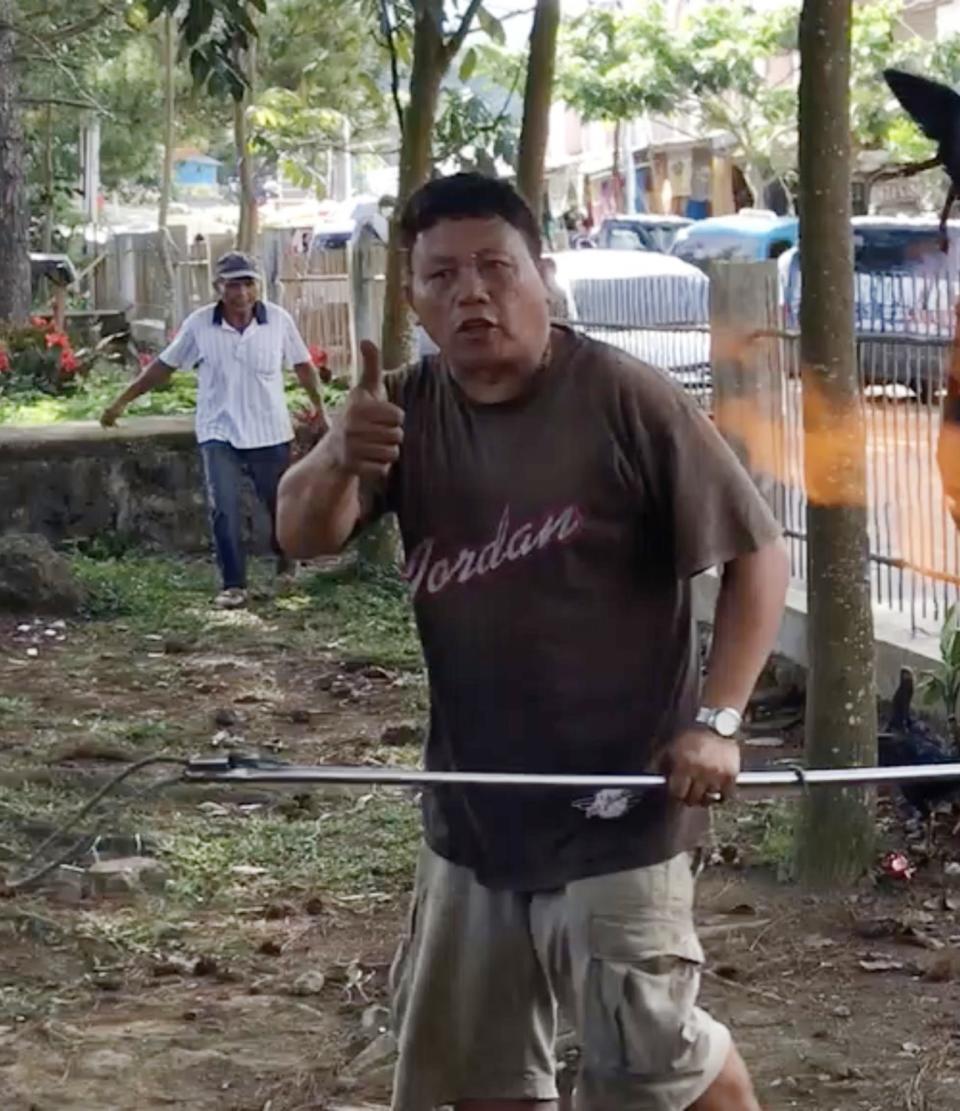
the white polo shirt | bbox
[159,300,311,449]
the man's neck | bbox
[448,335,553,405]
[222,303,255,331]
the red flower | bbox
[309,344,327,367]
[138,351,153,368]
[29,315,50,330]
[59,350,80,375]
[45,331,69,349]
[0,349,9,373]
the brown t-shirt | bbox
[372,325,780,891]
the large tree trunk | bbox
[157,14,177,331]
[380,2,446,371]
[794,0,877,887]
[0,0,32,323]
[516,0,560,223]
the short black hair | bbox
[399,172,542,260]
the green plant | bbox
[0,318,89,397]
[921,603,960,744]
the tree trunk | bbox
[743,164,765,209]
[0,0,32,323]
[794,0,877,888]
[516,0,560,223]
[234,37,258,254]
[380,1,446,370]
[157,13,177,331]
[611,119,624,213]
[41,104,54,253]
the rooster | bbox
[879,667,960,847]
[882,69,960,253]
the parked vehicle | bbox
[549,249,711,398]
[779,216,960,399]
[670,210,798,272]
[594,214,693,254]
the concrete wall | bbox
[0,418,272,554]
[693,570,942,707]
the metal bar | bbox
[182,761,960,790]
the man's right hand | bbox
[330,340,404,478]
[100,403,124,428]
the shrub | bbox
[0,317,94,397]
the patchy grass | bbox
[287,563,422,670]
[0,365,348,425]
[716,798,798,880]
[72,551,218,631]
[0,367,198,425]
[69,549,421,671]
[164,794,421,906]
[0,695,32,725]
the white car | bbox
[548,249,711,397]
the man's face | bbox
[219,277,258,314]
[408,216,550,373]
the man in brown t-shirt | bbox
[278,174,789,1111]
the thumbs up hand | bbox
[330,341,404,478]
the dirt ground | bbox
[1,554,960,1111]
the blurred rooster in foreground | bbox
[879,667,960,847]
[883,69,960,252]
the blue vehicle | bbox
[779,216,960,400]
[670,210,799,272]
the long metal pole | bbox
[182,760,960,790]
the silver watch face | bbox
[712,708,740,738]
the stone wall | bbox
[0,417,272,553]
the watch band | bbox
[695,706,743,739]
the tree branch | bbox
[15,27,110,115]
[443,0,485,65]
[17,95,101,110]
[380,0,404,139]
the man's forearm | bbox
[114,360,174,407]
[276,437,362,557]
[294,363,325,412]
[701,539,790,713]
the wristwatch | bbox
[695,706,743,739]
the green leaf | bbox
[477,6,506,47]
[126,2,151,31]
[394,28,412,67]
[249,0,267,12]
[189,48,211,85]
[940,602,959,663]
[356,71,382,104]
[459,46,478,82]
[920,672,946,706]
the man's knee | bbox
[689,1043,759,1111]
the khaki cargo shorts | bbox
[389,845,730,1110]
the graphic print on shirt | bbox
[403,503,583,599]
[572,788,641,820]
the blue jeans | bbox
[199,440,291,590]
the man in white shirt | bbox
[100,251,328,609]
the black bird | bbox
[883,69,960,252]
[879,667,960,844]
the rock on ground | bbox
[85,856,168,897]
[0,532,84,614]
